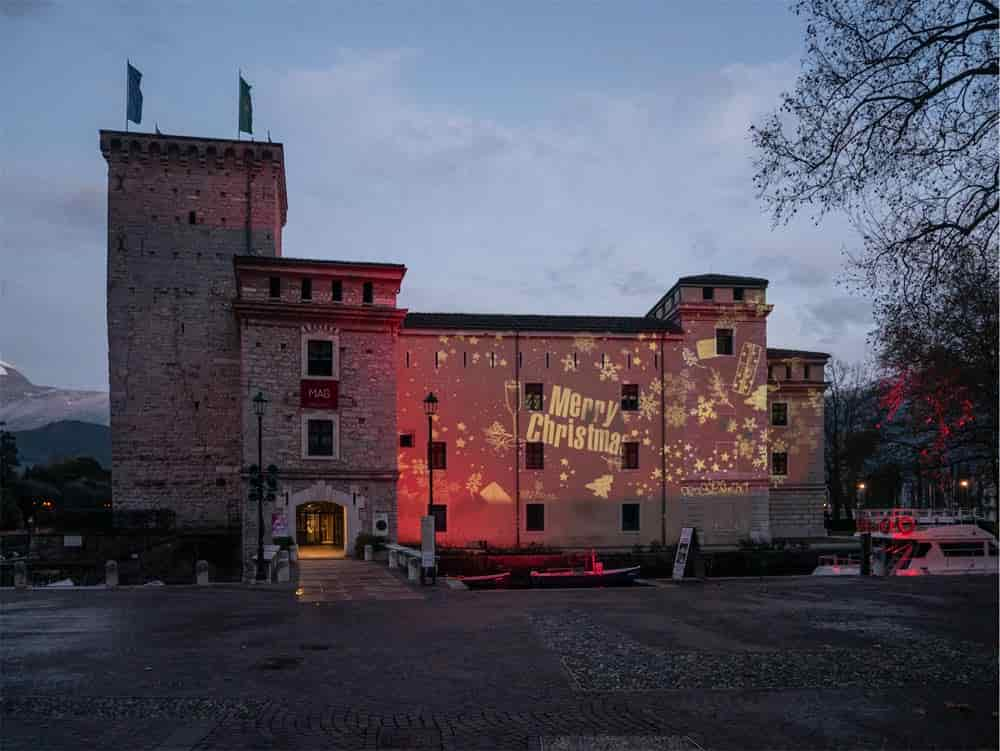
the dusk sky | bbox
[1,0,872,392]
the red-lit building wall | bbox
[395,289,794,548]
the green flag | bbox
[239,74,252,134]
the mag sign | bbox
[300,380,338,409]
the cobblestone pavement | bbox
[2,572,997,749]
[295,558,425,602]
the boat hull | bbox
[529,565,641,588]
[456,572,511,589]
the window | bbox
[715,328,734,356]
[399,433,414,448]
[771,402,788,426]
[702,287,714,300]
[771,451,788,476]
[768,365,775,380]
[525,383,544,411]
[989,542,997,557]
[526,503,545,532]
[526,442,544,470]
[268,276,280,298]
[307,419,335,457]
[804,364,813,380]
[623,442,639,469]
[307,340,334,377]
[430,441,447,469]
[733,287,744,301]
[785,364,792,379]
[363,281,374,304]
[301,278,312,300]
[622,503,640,532]
[939,542,985,557]
[430,504,447,533]
[188,210,197,225]
[332,280,343,302]
[621,384,639,411]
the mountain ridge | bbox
[0,361,109,431]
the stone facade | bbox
[102,130,831,565]
[766,355,828,537]
[101,131,287,530]
[234,259,407,579]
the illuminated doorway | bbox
[296,501,346,558]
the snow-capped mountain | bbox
[0,360,109,431]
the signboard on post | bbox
[672,527,696,581]
[420,515,436,569]
[271,511,288,538]
[300,380,338,409]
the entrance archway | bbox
[285,481,363,558]
[296,501,346,558]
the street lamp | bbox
[252,391,268,582]
[423,393,438,521]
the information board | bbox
[672,527,695,581]
[420,515,436,569]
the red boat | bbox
[529,551,641,588]
[456,571,511,589]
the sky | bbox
[0,0,873,392]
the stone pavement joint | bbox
[295,558,425,602]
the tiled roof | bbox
[403,312,683,335]
[677,274,769,287]
[767,348,831,360]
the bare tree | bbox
[755,0,999,499]
[825,359,878,519]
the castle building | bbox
[101,130,829,578]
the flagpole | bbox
[124,59,128,133]
[237,68,241,141]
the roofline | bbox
[234,255,407,282]
[99,129,285,148]
[766,348,831,361]
[402,312,683,336]
[645,275,770,318]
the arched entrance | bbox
[286,481,364,559]
[296,501,347,558]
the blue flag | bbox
[127,61,143,125]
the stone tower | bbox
[100,131,288,529]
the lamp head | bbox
[252,391,268,417]
[423,392,439,416]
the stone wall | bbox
[238,310,401,578]
[101,131,287,530]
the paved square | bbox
[1,571,997,749]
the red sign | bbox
[300,380,338,409]
[857,515,915,535]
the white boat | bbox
[813,508,998,577]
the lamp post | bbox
[856,481,870,576]
[252,391,268,582]
[423,393,438,520]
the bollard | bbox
[388,549,398,568]
[364,544,373,562]
[275,551,290,583]
[407,557,420,582]
[13,560,27,590]
[196,559,210,586]
[105,560,119,588]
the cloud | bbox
[799,296,874,343]
[0,0,51,18]
[3,47,873,389]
